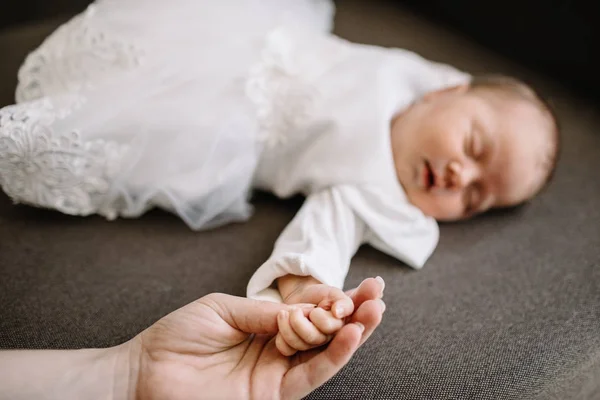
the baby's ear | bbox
[421,83,469,103]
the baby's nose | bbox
[446,161,475,190]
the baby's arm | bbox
[246,188,367,355]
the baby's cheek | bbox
[434,195,466,221]
[411,190,464,221]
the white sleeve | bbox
[246,187,366,303]
[340,186,440,270]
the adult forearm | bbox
[0,342,137,400]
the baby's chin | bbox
[434,213,474,223]
[405,191,466,222]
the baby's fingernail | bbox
[355,322,365,333]
[375,276,385,294]
[378,299,386,313]
[335,305,344,317]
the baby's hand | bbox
[279,275,355,319]
[275,275,355,356]
[275,305,335,356]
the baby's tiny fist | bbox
[275,306,332,357]
[309,307,345,335]
[318,286,354,320]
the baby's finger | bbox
[276,332,298,357]
[331,296,354,319]
[278,309,313,352]
[314,287,354,319]
[309,307,344,335]
[289,307,330,346]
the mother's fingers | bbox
[348,298,385,347]
[345,277,385,310]
[198,293,314,336]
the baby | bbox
[271,75,560,355]
[0,0,559,356]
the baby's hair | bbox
[468,75,561,202]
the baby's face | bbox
[391,84,553,221]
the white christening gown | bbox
[0,0,470,301]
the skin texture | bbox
[391,84,553,221]
[135,279,385,400]
[274,83,554,356]
[275,276,385,357]
[0,280,385,400]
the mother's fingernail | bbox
[378,299,386,313]
[354,322,365,333]
[375,276,385,294]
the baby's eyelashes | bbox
[467,130,484,160]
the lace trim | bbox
[0,97,129,219]
[16,5,145,103]
[246,29,316,148]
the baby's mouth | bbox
[424,160,435,190]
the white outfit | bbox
[0,0,470,302]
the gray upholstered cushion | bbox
[1,1,599,399]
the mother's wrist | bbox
[111,337,142,400]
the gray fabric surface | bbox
[1,1,599,399]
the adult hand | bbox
[131,277,385,399]
[0,278,384,400]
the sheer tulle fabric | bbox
[0,0,335,229]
